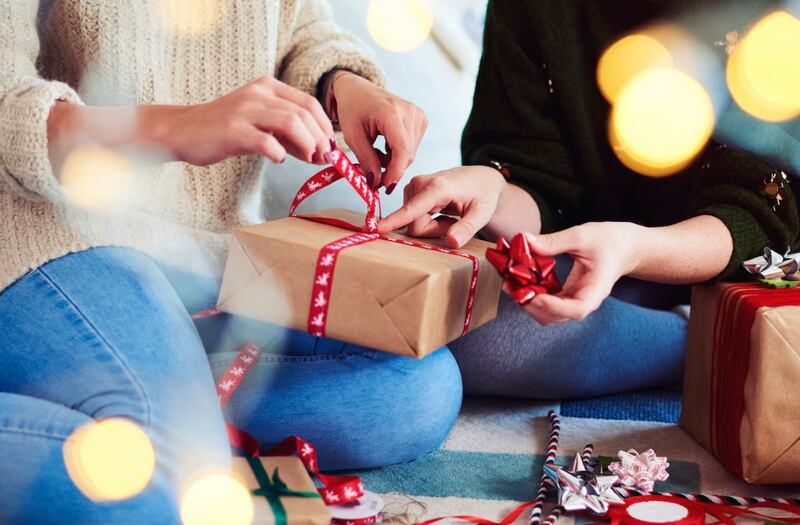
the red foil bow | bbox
[486,233,561,304]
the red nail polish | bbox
[324,151,333,164]
[386,183,397,195]
[329,137,337,150]
[366,170,375,188]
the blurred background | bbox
[262,0,488,218]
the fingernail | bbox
[366,170,375,188]
[386,182,397,195]
[450,228,468,246]
[323,151,333,164]
[329,137,337,150]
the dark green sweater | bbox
[462,0,799,280]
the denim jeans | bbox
[0,247,462,525]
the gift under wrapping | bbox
[680,283,800,484]
[216,208,502,358]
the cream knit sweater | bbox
[0,0,384,292]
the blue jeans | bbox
[0,247,462,525]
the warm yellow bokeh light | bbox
[611,67,714,177]
[597,34,674,104]
[367,0,434,53]
[60,145,135,208]
[727,11,800,122]
[155,0,226,37]
[63,418,155,502]
[181,473,254,525]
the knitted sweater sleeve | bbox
[688,145,799,280]
[461,0,583,234]
[277,0,386,96]
[0,1,82,201]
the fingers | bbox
[525,227,583,257]
[406,215,455,238]
[242,129,287,163]
[445,203,492,247]
[345,131,382,189]
[378,182,442,233]
[257,108,319,164]
[270,80,335,138]
[513,267,610,325]
[380,123,415,190]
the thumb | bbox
[525,227,581,256]
[446,204,493,248]
[345,131,381,189]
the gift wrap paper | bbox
[232,456,331,525]
[217,209,502,358]
[681,283,800,484]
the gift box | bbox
[680,282,800,484]
[216,207,502,358]
[232,455,330,525]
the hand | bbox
[330,71,427,191]
[378,166,507,248]
[159,76,334,166]
[516,222,643,325]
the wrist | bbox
[621,222,651,275]
[136,104,187,158]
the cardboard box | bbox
[217,209,503,357]
[232,456,331,525]
[680,283,800,484]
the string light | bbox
[180,472,254,525]
[63,418,155,502]
[155,0,226,37]
[611,67,714,177]
[597,34,673,104]
[727,11,800,122]
[60,145,135,208]
[366,0,434,53]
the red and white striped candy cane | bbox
[529,411,561,525]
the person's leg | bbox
[0,247,230,525]
[206,337,463,470]
[159,264,465,471]
[449,294,686,399]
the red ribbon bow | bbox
[485,233,561,304]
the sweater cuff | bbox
[0,79,82,201]
[692,204,770,281]
[281,40,386,98]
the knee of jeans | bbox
[370,347,462,466]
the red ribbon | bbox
[214,342,367,507]
[607,495,800,525]
[290,148,479,339]
[485,234,561,304]
[709,284,800,477]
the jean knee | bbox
[380,347,462,464]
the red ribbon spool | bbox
[607,496,704,525]
[485,233,561,304]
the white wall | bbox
[262,0,486,219]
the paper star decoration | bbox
[543,453,625,515]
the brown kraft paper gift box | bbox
[216,209,503,358]
[680,282,800,484]
[231,456,331,525]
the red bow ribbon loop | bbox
[486,233,561,304]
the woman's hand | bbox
[155,76,335,166]
[329,71,427,191]
[378,165,506,247]
[517,223,642,325]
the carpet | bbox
[353,394,800,523]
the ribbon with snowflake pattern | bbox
[289,148,479,339]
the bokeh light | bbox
[180,472,254,525]
[63,418,155,502]
[597,34,673,104]
[611,67,715,177]
[367,0,434,53]
[155,0,226,37]
[60,145,135,208]
[727,11,800,122]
